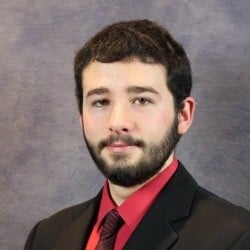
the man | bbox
[25,19,250,250]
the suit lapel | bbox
[123,202,178,250]
[124,163,197,250]
[53,193,101,250]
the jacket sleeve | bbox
[24,222,41,250]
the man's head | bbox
[74,20,195,187]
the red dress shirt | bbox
[86,158,178,250]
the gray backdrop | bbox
[1,1,249,249]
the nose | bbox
[108,104,134,134]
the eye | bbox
[92,99,110,107]
[133,97,152,105]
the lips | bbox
[98,136,145,153]
[106,142,134,153]
[109,142,128,147]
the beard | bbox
[83,116,180,187]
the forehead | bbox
[82,60,168,93]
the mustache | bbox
[98,135,145,151]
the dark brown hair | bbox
[74,19,192,114]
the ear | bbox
[178,97,196,135]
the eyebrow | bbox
[127,86,160,95]
[86,87,110,98]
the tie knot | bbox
[96,209,124,250]
[101,209,123,237]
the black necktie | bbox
[95,209,124,250]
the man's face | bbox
[81,60,181,187]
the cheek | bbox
[144,111,175,140]
[83,113,105,139]
[139,115,164,139]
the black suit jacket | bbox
[25,163,250,249]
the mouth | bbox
[106,142,136,153]
[98,136,145,154]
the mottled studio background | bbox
[1,1,249,249]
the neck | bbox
[108,153,174,206]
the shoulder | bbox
[190,187,250,248]
[172,163,250,248]
[40,195,98,227]
[177,162,250,223]
[194,185,250,223]
[24,194,101,250]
